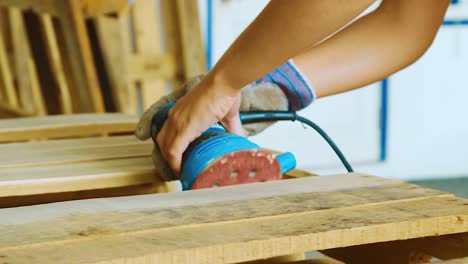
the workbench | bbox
[0,115,467,263]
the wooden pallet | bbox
[0,0,205,116]
[0,1,127,113]
[0,173,466,263]
[95,0,206,114]
[0,113,315,208]
[0,116,466,263]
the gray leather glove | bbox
[135,75,289,181]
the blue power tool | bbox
[151,102,296,190]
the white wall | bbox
[200,0,468,181]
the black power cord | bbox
[239,111,354,173]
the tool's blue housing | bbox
[152,101,296,190]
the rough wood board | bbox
[80,0,127,17]
[0,0,59,16]
[0,135,141,152]
[442,257,468,264]
[0,183,165,208]
[57,0,104,112]
[321,232,468,264]
[0,156,157,197]
[95,15,135,113]
[0,103,29,118]
[0,113,137,142]
[39,14,72,114]
[161,0,184,88]
[0,14,17,107]
[175,0,207,79]
[0,143,151,168]
[0,174,466,263]
[133,0,168,111]
[9,7,46,115]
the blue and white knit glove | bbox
[241,59,316,135]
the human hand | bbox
[136,76,290,181]
[156,76,246,176]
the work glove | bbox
[135,59,315,181]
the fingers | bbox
[156,111,193,176]
[135,89,186,140]
[221,112,247,137]
[152,147,177,181]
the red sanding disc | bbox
[190,150,283,190]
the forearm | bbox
[293,0,450,98]
[207,0,376,90]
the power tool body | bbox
[151,102,296,190]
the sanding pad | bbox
[190,150,283,190]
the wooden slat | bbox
[9,7,46,115]
[0,156,158,197]
[95,14,136,113]
[127,54,176,81]
[321,232,468,264]
[0,134,141,152]
[0,0,59,16]
[161,0,184,89]
[0,113,137,142]
[0,142,151,168]
[442,257,468,264]
[132,0,168,111]
[0,183,164,208]
[0,102,30,118]
[56,0,104,112]
[80,0,127,17]
[0,10,18,107]
[39,14,73,114]
[0,174,466,263]
[175,0,207,79]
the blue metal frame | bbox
[206,0,213,70]
[379,79,389,161]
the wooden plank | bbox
[243,253,306,264]
[0,101,30,118]
[0,113,137,142]
[175,0,207,79]
[0,183,164,208]
[0,0,59,16]
[0,134,141,152]
[161,0,184,89]
[95,14,136,113]
[442,257,468,264]
[127,54,176,81]
[57,0,104,112]
[0,156,160,197]
[132,0,168,111]
[0,174,465,264]
[9,7,46,115]
[0,10,18,107]
[39,14,73,114]
[0,142,151,168]
[80,0,127,17]
[416,232,468,260]
[321,232,468,264]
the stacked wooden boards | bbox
[0,113,315,208]
[0,113,170,207]
[0,174,467,263]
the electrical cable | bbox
[239,111,354,173]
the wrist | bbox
[202,71,240,97]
